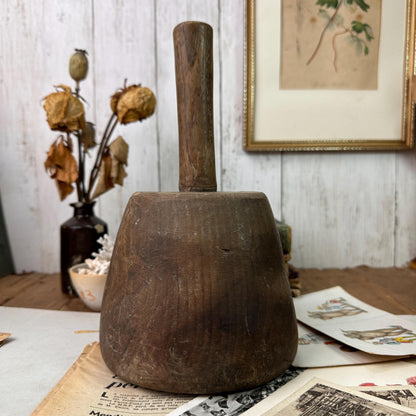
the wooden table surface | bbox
[0,266,415,314]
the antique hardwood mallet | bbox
[99,21,298,394]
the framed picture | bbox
[244,0,416,151]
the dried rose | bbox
[43,85,85,132]
[69,49,88,82]
[111,84,156,124]
[110,90,123,114]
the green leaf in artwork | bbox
[316,0,339,9]
[364,45,369,55]
[352,21,365,33]
[353,0,370,12]
[352,21,374,41]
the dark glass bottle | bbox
[60,201,108,295]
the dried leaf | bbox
[43,85,85,132]
[44,137,78,201]
[81,122,97,150]
[92,151,114,199]
[109,136,128,165]
[45,139,78,182]
[408,258,416,270]
[55,180,74,201]
[110,159,127,186]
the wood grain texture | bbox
[299,266,416,315]
[2,267,415,314]
[100,192,297,394]
[174,22,217,192]
[0,273,90,311]
[155,0,222,192]
[100,23,297,393]
[1,0,416,273]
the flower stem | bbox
[306,0,344,66]
[74,82,87,202]
[72,132,83,202]
[85,113,118,201]
[332,29,348,72]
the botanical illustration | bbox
[280,0,382,89]
[306,0,375,72]
[342,325,416,345]
[307,296,367,320]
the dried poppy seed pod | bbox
[69,49,88,82]
[116,85,156,124]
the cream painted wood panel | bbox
[0,0,94,273]
[282,153,396,267]
[0,0,415,273]
[395,150,416,266]
[220,0,283,219]
[92,0,159,238]
[156,0,222,192]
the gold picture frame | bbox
[244,0,416,151]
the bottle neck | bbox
[71,201,95,217]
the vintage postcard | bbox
[293,322,407,367]
[280,0,382,89]
[356,385,416,409]
[169,367,302,416]
[293,286,416,356]
[241,359,416,416]
[252,378,416,416]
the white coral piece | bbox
[77,234,114,275]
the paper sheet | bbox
[251,378,416,416]
[293,286,416,356]
[293,322,407,367]
[32,342,193,416]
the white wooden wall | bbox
[1,0,416,274]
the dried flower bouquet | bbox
[43,49,156,202]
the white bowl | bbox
[69,263,107,311]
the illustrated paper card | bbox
[355,385,416,410]
[293,286,416,356]
[252,378,416,416]
[293,322,407,368]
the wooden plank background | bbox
[1,0,416,273]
